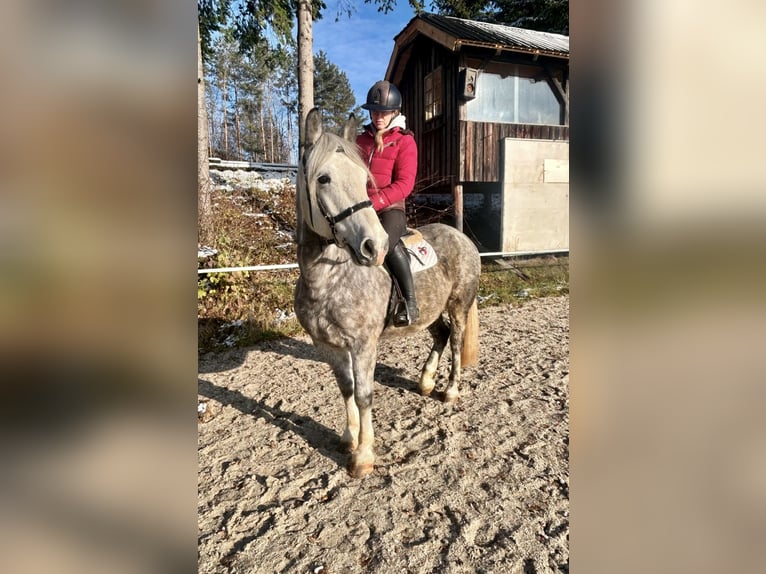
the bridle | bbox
[301,143,373,245]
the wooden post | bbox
[454,182,464,232]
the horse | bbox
[294,108,481,478]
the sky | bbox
[312,2,419,107]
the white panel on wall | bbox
[501,139,569,253]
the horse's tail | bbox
[461,298,479,367]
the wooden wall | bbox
[460,122,569,182]
[398,37,460,194]
[394,37,569,193]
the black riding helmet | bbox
[361,80,402,111]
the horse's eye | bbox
[317,175,331,185]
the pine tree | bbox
[313,50,363,134]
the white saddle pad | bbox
[402,231,437,273]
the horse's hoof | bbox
[348,450,375,478]
[419,381,435,397]
[348,462,374,478]
[443,389,460,403]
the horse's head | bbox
[298,108,389,266]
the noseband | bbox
[301,143,373,244]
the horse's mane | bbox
[303,131,373,186]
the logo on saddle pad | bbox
[401,230,437,273]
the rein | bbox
[301,143,373,245]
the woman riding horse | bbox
[356,81,419,326]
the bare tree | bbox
[198,25,214,246]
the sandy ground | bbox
[198,296,569,573]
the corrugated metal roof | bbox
[414,12,569,57]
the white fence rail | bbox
[209,158,297,173]
[197,249,567,274]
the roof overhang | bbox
[385,16,569,84]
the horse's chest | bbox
[295,275,386,347]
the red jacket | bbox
[356,124,417,212]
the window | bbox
[465,63,564,125]
[424,67,443,121]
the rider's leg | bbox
[385,241,419,325]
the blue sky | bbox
[313,2,418,106]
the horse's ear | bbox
[342,113,357,142]
[306,108,323,146]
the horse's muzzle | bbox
[358,237,387,266]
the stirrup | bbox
[392,303,410,327]
[393,300,418,327]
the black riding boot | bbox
[386,242,419,326]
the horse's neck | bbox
[297,220,384,289]
[297,220,327,257]
[297,221,342,274]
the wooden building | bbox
[385,13,569,253]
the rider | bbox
[356,80,419,326]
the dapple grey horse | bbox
[294,108,481,477]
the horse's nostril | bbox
[360,238,375,261]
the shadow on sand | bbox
[198,336,321,374]
[198,377,348,469]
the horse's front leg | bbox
[349,345,378,478]
[328,351,359,452]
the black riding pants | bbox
[378,208,406,255]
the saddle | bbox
[385,229,438,328]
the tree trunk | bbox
[234,82,242,160]
[287,110,294,164]
[269,100,276,162]
[297,0,314,153]
[221,68,229,159]
[198,25,214,246]
[260,103,267,162]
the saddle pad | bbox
[402,230,437,273]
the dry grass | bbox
[198,183,568,353]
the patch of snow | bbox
[211,169,297,194]
[274,309,295,324]
[198,246,218,259]
[477,293,497,304]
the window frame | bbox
[463,61,566,126]
[424,66,443,123]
